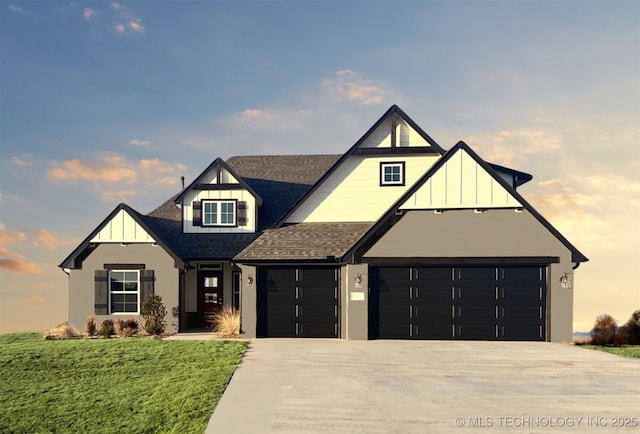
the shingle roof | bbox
[226,155,340,185]
[235,222,374,261]
[139,155,342,262]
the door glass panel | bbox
[205,293,217,303]
[204,277,218,287]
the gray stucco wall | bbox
[238,264,257,338]
[68,243,180,333]
[364,209,575,342]
[342,263,369,340]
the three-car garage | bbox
[255,264,548,341]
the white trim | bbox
[108,270,140,315]
[202,200,236,226]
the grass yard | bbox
[581,345,640,359]
[0,332,247,434]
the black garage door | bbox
[257,267,338,338]
[369,266,546,341]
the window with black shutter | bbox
[192,201,202,226]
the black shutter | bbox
[193,201,202,226]
[141,269,155,304]
[237,201,247,226]
[94,270,108,315]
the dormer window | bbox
[380,162,405,186]
[203,200,236,226]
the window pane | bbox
[221,202,235,224]
[124,271,137,282]
[204,202,218,225]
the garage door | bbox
[369,266,546,341]
[257,267,338,338]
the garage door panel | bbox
[414,305,454,321]
[414,287,453,303]
[299,323,337,338]
[457,325,498,339]
[501,306,543,322]
[298,289,337,304]
[456,287,497,303]
[457,306,498,322]
[379,323,411,339]
[502,325,544,340]
[379,306,410,321]
[501,267,543,281]
[299,305,336,319]
[414,325,455,339]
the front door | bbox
[198,272,223,327]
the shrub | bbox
[115,318,138,337]
[141,295,166,335]
[98,319,115,338]
[85,316,96,337]
[625,310,640,345]
[45,322,82,340]
[613,326,629,346]
[591,314,617,345]
[212,306,241,338]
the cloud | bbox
[10,154,33,167]
[22,295,44,303]
[0,258,43,275]
[8,4,24,13]
[130,139,150,147]
[48,155,186,200]
[465,128,564,166]
[0,224,27,254]
[83,8,98,21]
[111,2,122,10]
[100,189,139,202]
[322,70,389,105]
[109,3,145,35]
[49,156,138,184]
[33,230,57,251]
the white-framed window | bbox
[202,200,236,226]
[109,270,140,314]
[380,162,405,186]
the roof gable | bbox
[399,143,522,210]
[90,208,157,243]
[60,204,187,269]
[343,141,588,263]
[174,158,263,206]
[275,105,445,226]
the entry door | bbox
[198,272,223,326]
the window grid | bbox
[202,200,236,226]
[380,162,405,186]
[109,270,139,314]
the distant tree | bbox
[625,310,640,345]
[591,314,617,345]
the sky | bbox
[0,0,638,334]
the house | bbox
[60,105,587,341]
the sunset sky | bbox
[1,1,638,334]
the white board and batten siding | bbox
[360,117,431,149]
[400,148,522,210]
[90,209,156,243]
[182,189,257,233]
[287,155,440,223]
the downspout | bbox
[62,267,71,325]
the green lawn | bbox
[0,332,247,434]
[581,345,640,359]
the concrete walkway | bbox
[206,340,640,433]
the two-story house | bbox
[61,105,587,341]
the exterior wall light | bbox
[246,275,254,285]
[560,273,572,289]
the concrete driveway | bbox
[207,340,640,433]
